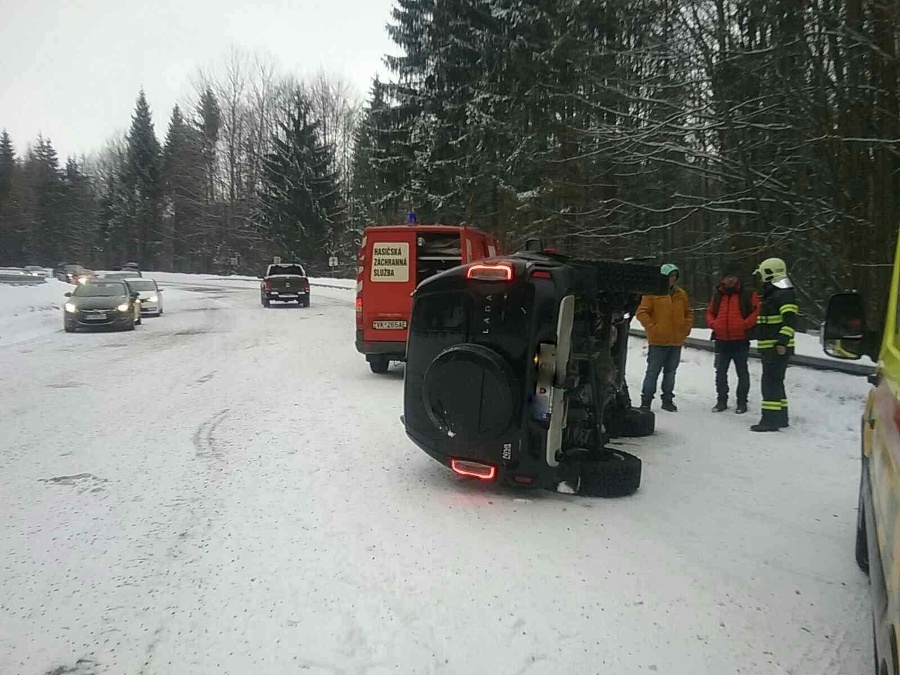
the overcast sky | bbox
[0,0,397,160]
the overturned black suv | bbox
[402,241,668,497]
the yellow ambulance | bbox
[823,230,900,674]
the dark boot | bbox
[778,408,790,428]
[735,402,748,415]
[712,400,728,413]
[639,396,652,411]
[661,398,678,412]
[751,410,780,432]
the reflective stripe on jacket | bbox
[756,284,798,352]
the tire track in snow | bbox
[139,407,237,672]
[192,408,231,461]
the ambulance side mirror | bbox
[822,292,878,361]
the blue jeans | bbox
[641,345,682,401]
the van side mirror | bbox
[524,238,543,253]
[821,292,878,361]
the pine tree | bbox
[194,87,222,271]
[20,135,67,264]
[197,87,221,204]
[162,105,205,271]
[259,91,340,272]
[124,89,163,266]
[379,0,435,216]
[94,140,130,268]
[0,130,15,197]
[352,79,412,226]
[0,130,20,264]
[62,156,98,264]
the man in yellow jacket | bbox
[636,263,694,412]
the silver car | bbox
[125,278,164,316]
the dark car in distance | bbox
[260,263,310,307]
[64,280,143,332]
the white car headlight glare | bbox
[117,302,130,312]
[65,302,77,313]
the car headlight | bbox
[78,276,89,284]
[117,302,130,312]
[65,302,77,313]
[148,295,158,303]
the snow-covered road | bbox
[0,276,873,674]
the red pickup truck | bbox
[260,263,310,307]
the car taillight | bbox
[264,280,271,290]
[466,262,514,282]
[355,297,363,313]
[450,459,496,481]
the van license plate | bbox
[373,320,407,330]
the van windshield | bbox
[416,232,462,285]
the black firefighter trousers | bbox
[760,350,789,427]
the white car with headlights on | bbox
[125,278,164,316]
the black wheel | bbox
[262,296,270,307]
[620,407,655,438]
[126,317,136,331]
[579,449,642,498]
[857,489,870,574]
[368,355,390,374]
[303,298,310,307]
[64,324,75,333]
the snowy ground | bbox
[0,273,872,674]
[0,278,71,348]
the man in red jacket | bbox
[706,268,761,414]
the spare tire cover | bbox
[421,343,517,440]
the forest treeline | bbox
[2,0,898,321]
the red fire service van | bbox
[355,222,501,373]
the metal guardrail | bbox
[310,281,355,291]
[0,273,47,285]
[628,328,876,377]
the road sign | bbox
[328,256,339,267]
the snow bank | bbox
[147,271,355,290]
[685,326,875,365]
[0,279,71,347]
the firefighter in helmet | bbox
[751,257,798,432]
